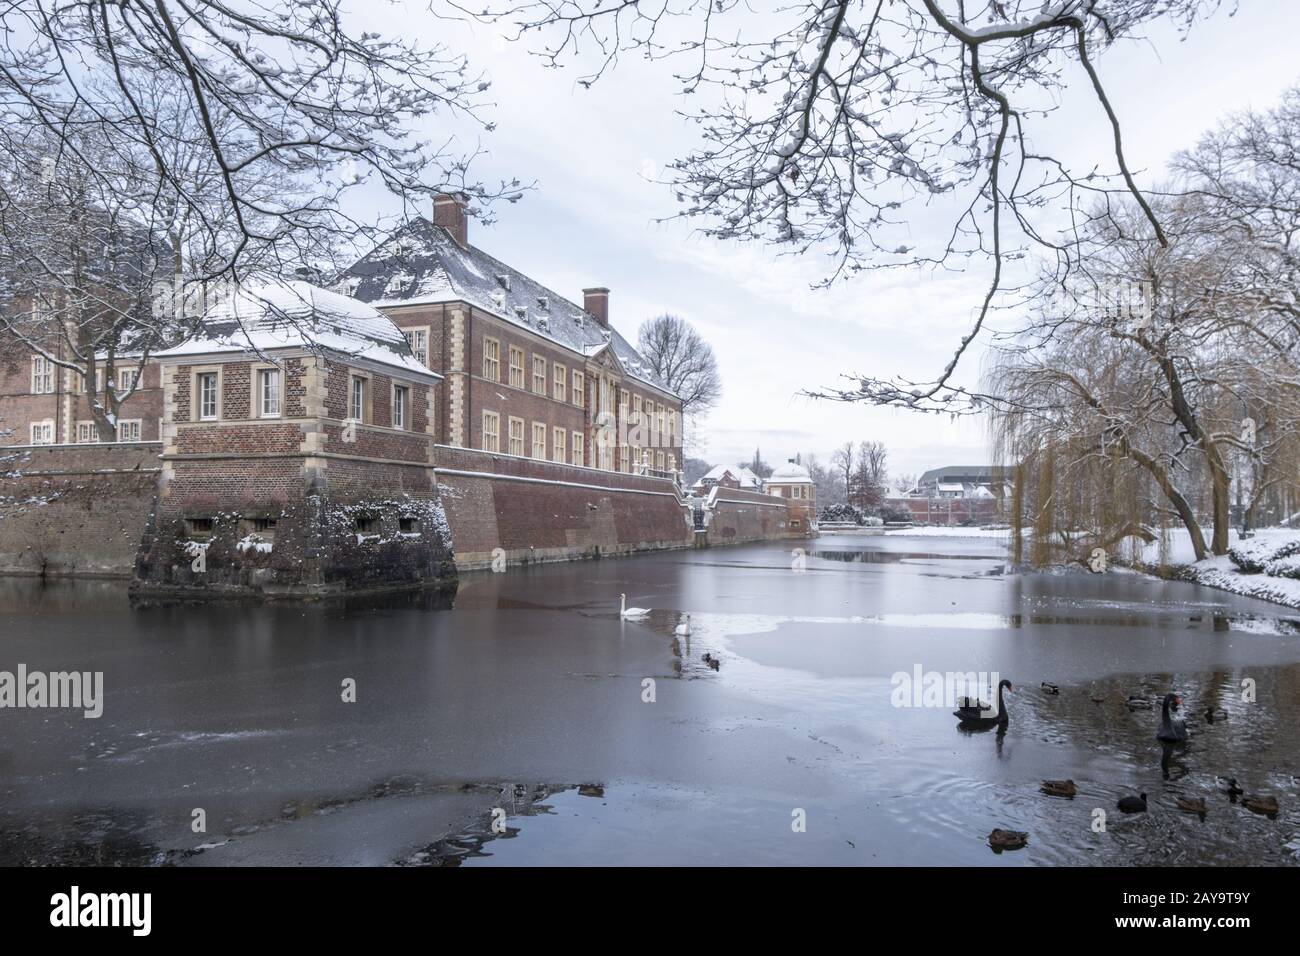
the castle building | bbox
[132,281,455,598]
[763,459,816,530]
[335,194,684,479]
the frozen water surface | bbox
[0,532,1297,866]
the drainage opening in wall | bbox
[183,517,215,540]
[398,517,420,533]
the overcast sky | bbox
[353,1,1300,480]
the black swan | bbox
[1117,793,1148,813]
[954,679,1012,729]
[1156,693,1188,743]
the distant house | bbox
[917,465,1007,500]
[763,459,816,531]
[690,464,761,494]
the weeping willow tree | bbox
[988,279,1224,567]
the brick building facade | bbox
[132,282,456,599]
[336,194,684,479]
[0,346,163,446]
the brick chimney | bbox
[583,287,610,327]
[433,193,469,247]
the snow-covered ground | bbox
[882,526,1011,539]
[1128,527,1300,610]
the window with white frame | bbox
[119,368,138,393]
[553,363,567,402]
[31,356,54,394]
[30,421,54,444]
[76,421,99,443]
[404,329,428,366]
[481,410,499,453]
[572,371,584,407]
[117,419,142,442]
[198,372,219,420]
[508,416,524,456]
[483,337,500,381]
[668,453,676,475]
[508,346,524,389]
[572,431,584,467]
[632,394,642,423]
[552,427,566,463]
[349,375,366,422]
[258,368,281,418]
[656,451,665,472]
[532,356,547,394]
[532,422,546,459]
[393,385,409,429]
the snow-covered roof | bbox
[937,482,965,493]
[692,464,735,487]
[767,460,813,483]
[734,466,762,489]
[155,280,436,379]
[969,485,995,499]
[334,217,676,396]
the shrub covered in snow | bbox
[819,503,868,524]
[1228,536,1300,573]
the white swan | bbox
[675,614,691,636]
[620,593,651,618]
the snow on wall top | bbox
[335,217,678,397]
[155,279,436,379]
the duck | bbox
[988,828,1028,852]
[954,679,1013,729]
[1175,796,1207,816]
[1090,694,1107,704]
[1126,696,1153,711]
[1041,682,1060,695]
[1204,706,1228,724]
[702,652,720,671]
[1156,692,1189,743]
[1220,777,1244,801]
[1040,779,1077,798]
[619,593,651,618]
[1242,795,1279,818]
[675,614,691,637]
[1117,793,1148,814]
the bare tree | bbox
[830,441,855,501]
[636,313,721,449]
[0,1,518,288]
[852,440,889,510]
[477,0,1223,412]
[894,473,917,495]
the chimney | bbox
[584,287,610,327]
[433,193,469,247]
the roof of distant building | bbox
[334,216,677,397]
[767,460,814,483]
[155,280,435,379]
[918,465,1001,484]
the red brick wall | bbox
[886,496,1001,525]
[0,442,162,576]
[433,444,693,569]
[708,487,804,543]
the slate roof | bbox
[333,217,678,397]
[156,280,435,379]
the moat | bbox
[1,532,1298,866]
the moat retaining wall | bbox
[433,445,695,570]
[0,443,162,578]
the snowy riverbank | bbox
[1128,527,1300,611]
